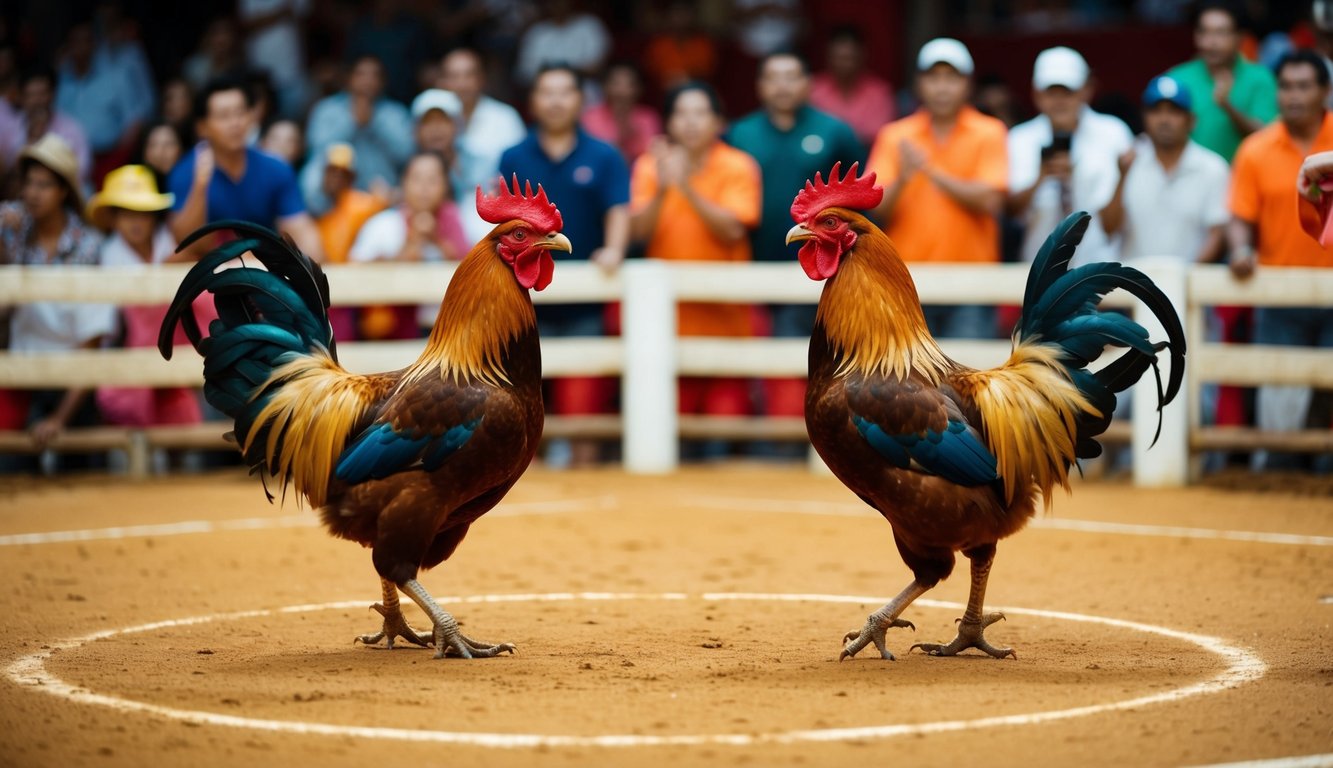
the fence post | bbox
[1131,258,1189,487]
[621,261,677,473]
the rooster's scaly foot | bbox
[431,612,516,659]
[910,612,1016,659]
[354,601,433,649]
[839,616,915,661]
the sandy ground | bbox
[0,466,1330,768]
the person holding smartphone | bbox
[1006,46,1133,266]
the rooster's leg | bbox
[400,578,516,660]
[911,544,1016,659]
[354,577,433,649]
[840,579,929,660]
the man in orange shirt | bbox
[314,143,388,340]
[630,81,761,419]
[1228,49,1333,470]
[866,38,1008,339]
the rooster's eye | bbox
[512,229,527,241]
[822,216,838,229]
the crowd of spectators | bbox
[0,0,1329,473]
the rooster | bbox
[786,163,1184,661]
[158,178,571,659]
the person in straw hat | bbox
[0,133,112,465]
[88,164,214,430]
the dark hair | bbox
[404,150,454,200]
[194,74,255,122]
[663,79,724,120]
[135,119,185,162]
[18,157,76,208]
[759,50,811,76]
[533,62,585,94]
[19,63,57,89]
[827,24,863,47]
[1276,49,1332,86]
[602,59,644,83]
[1190,1,1245,31]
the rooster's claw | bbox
[910,612,1016,659]
[839,615,915,661]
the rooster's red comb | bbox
[476,175,564,231]
[789,162,883,222]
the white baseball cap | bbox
[917,38,974,76]
[411,89,463,121]
[1033,46,1089,91]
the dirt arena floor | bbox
[0,465,1330,768]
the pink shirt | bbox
[581,103,662,163]
[809,72,895,147]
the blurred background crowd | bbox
[0,0,1330,473]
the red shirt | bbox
[810,72,896,147]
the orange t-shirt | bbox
[631,142,761,337]
[318,189,388,264]
[866,106,1008,263]
[644,35,717,89]
[1231,113,1333,267]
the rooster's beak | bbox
[540,232,573,253]
[785,224,814,246]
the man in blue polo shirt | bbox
[168,75,324,262]
[729,51,863,433]
[499,63,630,467]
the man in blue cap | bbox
[1100,74,1230,264]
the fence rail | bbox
[1,260,1329,484]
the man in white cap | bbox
[1006,45,1132,265]
[866,37,1008,339]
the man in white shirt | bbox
[439,48,528,243]
[1007,46,1133,265]
[1101,75,1229,264]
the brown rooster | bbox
[786,163,1184,661]
[159,178,571,659]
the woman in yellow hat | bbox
[88,164,212,429]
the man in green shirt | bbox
[729,51,863,429]
[1167,0,1277,161]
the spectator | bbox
[300,55,414,216]
[643,1,718,93]
[1007,46,1132,266]
[261,119,305,169]
[629,81,761,425]
[867,39,1008,339]
[582,61,662,163]
[439,48,528,243]
[349,151,469,337]
[136,120,185,189]
[975,73,1021,128]
[56,20,148,178]
[92,1,157,119]
[730,51,862,420]
[238,0,312,119]
[86,165,205,429]
[182,18,243,92]
[314,143,389,341]
[1101,76,1229,264]
[513,0,610,88]
[731,0,801,61]
[1167,1,1278,162]
[167,76,324,262]
[2,66,92,188]
[1228,50,1333,470]
[411,88,462,169]
[809,25,895,147]
[344,0,430,104]
[499,64,631,467]
[160,78,195,140]
[0,135,111,465]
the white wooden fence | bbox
[1,260,1330,484]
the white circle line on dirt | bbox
[0,496,617,547]
[5,592,1267,749]
[1187,756,1333,768]
[682,495,1333,547]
